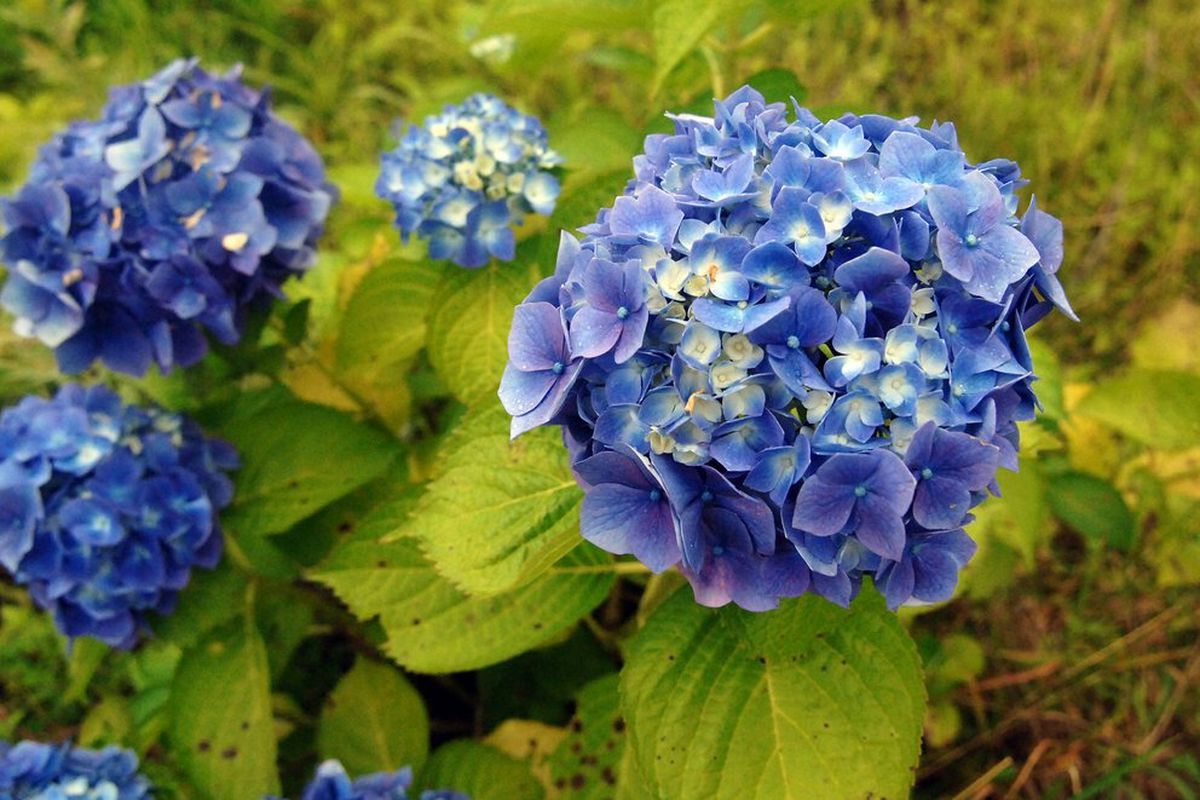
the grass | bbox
[914,528,1199,798]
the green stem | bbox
[556,561,654,575]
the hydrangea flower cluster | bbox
[279,761,467,800]
[0,58,335,376]
[0,384,237,648]
[500,86,1073,612]
[0,741,151,799]
[376,93,562,268]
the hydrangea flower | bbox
[0,384,237,648]
[376,93,562,268]
[499,86,1072,611]
[276,760,467,800]
[0,58,335,376]
[0,740,151,799]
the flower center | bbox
[921,467,934,480]
[701,490,714,503]
[712,545,725,556]
[786,335,800,349]
[854,485,868,498]
[617,306,630,320]
[552,361,565,374]
[964,233,979,247]
[649,489,662,502]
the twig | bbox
[950,756,1014,800]
[921,606,1181,778]
[974,661,1061,692]
[1003,739,1052,799]
[1136,647,1200,754]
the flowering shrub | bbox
[0,741,150,799]
[0,58,334,376]
[16,8,1184,793]
[282,761,467,800]
[376,93,562,268]
[499,86,1072,612]
[0,384,236,648]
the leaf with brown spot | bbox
[168,619,277,799]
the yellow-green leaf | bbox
[620,589,925,800]
[318,657,430,776]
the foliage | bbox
[0,2,1196,799]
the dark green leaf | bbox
[741,68,807,104]
[1048,471,1136,551]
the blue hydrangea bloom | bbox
[499,86,1072,611]
[275,760,468,800]
[0,740,151,799]
[0,384,237,648]
[376,93,562,268]
[0,58,335,376]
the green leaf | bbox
[418,740,544,800]
[923,701,962,750]
[79,695,132,748]
[66,637,109,703]
[281,299,311,345]
[255,582,316,679]
[318,657,430,776]
[310,529,614,674]
[551,169,631,235]
[153,562,247,649]
[1026,337,1064,420]
[1130,300,1200,373]
[1048,471,1136,551]
[923,633,985,697]
[1077,369,1200,450]
[652,0,725,96]
[741,68,807,105]
[989,459,1050,565]
[548,674,648,798]
[478,627,614,729]
[168,618,278,799]
[335,257,436,382]
[427,262,537,404]
[550,110,640,184]
[401,405,584,596]
[217,393,398,537]
[483,0,644,35]
[620,589,926,800]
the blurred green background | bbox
[0,1,1196,797]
